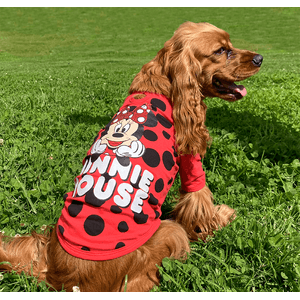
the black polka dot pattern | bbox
[118,221,129,233]
[151,98,167,112]
[117,155,131,167]
[157,114,172,129]
[115,242,125,249]
[143,111,158,128]
[163,151,175,171]
[154,211,160,219]
[149,193,159,205]
[133,211,148,224]
[142,148,160,168]
[110,205,122,214]
[68,200,83,217]
[102,172,113,183]
[168,178,173,185]
[91,153,100,163]
[84,215,105,236]
[162,131,171,140]
[81,246,90,251]
[63,194,68,201]
[172,146,178,157]
[143,130,158,141]
[58,225,64,235]
[155,178,164,193]
[85,189,106,207]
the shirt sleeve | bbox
[178,153,206,192]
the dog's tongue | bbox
[234,84,247,97]
[225,82,247,97]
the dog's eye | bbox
[215,47,225,55]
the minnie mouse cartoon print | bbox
[91,104,158,161]
[57,92,206,261]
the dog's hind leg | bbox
[120,220,190,292]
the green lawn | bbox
[0,7,300,292]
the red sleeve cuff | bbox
[179,153,206,192]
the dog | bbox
[0,22,262,292]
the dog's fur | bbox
[0,22,262,292]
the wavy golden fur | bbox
[130,22,210,157]
[130,22,262,157]
[0,22,262,292]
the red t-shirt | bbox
[57,92,205,261]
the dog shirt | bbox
[57,92,206,261]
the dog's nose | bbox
[252,54,263,67]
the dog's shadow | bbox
[206,105,300,164]
[67,112,112,128]
[68,105,300,164]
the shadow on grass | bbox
[67,105,299,166]
[67,112,112,128]
[206,105,300,164]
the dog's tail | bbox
[0,230,50,281]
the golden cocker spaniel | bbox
[0,22,262,292]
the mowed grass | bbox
[0,7,300,292]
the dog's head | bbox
[163,22,263,102]
[129,22,263,156]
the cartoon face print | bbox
[102,118,140,149]
[91,104,157,159]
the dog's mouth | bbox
[212,77,247,101]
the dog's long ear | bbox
[129,48,171,97]
[166,43,210,157]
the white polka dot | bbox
[129,114,133,119]
[141,105,147,109]
[137,117,145,123]
[113,119,118,123]
[137,109,144,114]
[122,110,128,114]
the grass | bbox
[0,7,299,292]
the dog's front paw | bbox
[116,141,145,158]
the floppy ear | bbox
[129,48,172,97]
[167,45,210,157]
